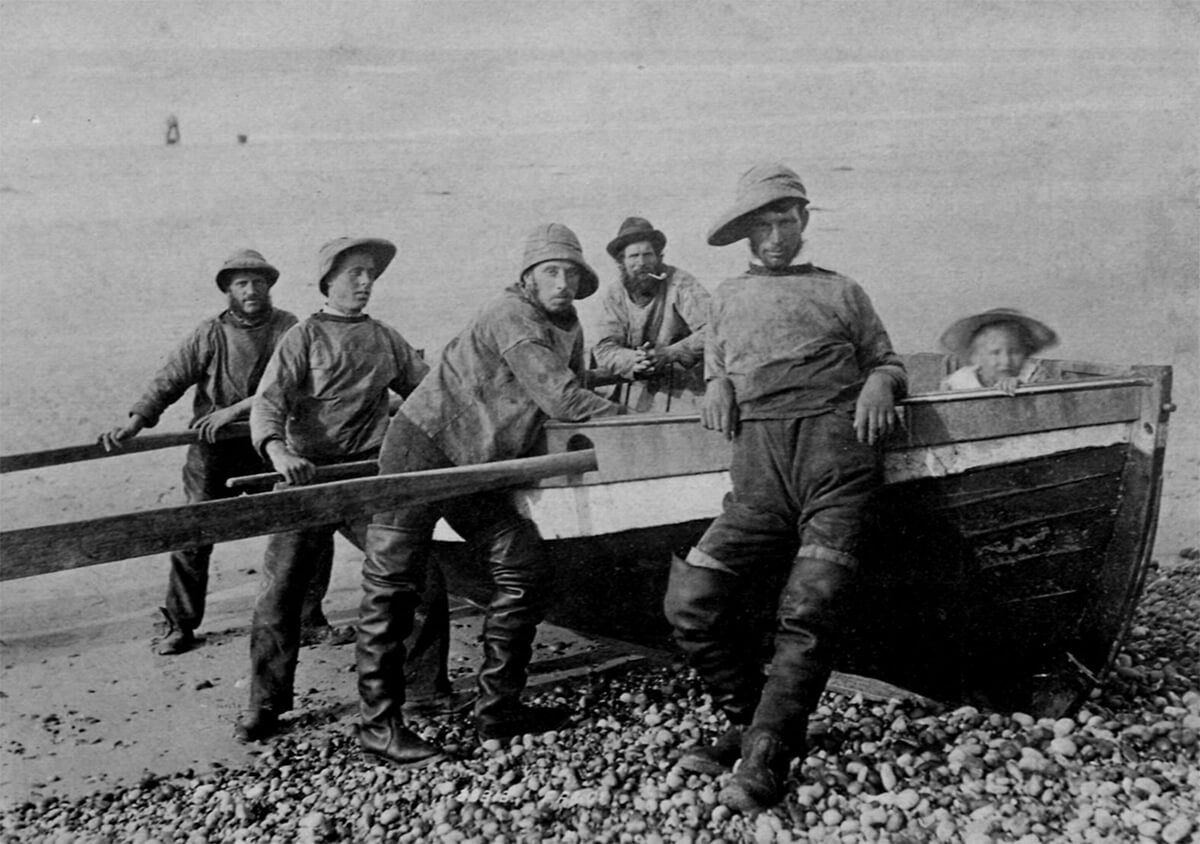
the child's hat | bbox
[940,308,1058,356]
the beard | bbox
[619,265,665,301]
[227,294,272,325]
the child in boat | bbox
[939,308,1058,395]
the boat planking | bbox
[432,354,1173,719]
[0,354,1172,718]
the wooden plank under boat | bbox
[0,354,1172,719]
[431,354,1174,719]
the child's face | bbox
[970,325,1029,386]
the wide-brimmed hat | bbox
[706,163,810,247]
[939,308,1059,357]
[519,223,598,300]
[317,237,397,293]
[606,217,667,260]
[214,248,279,291]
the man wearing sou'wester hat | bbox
[352,223,626,768]
[235,237,431,743]
[663,164,908,813]
[592,216,713,412]
[100,249,298,656]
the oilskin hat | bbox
[519,223,599,300]
[706,163,810,247]
[214,248,279,291]
[317,237,397,294]
[939,308,1059,357]
[606,217,667,260]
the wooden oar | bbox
[0,424,251,473]
[226,459,378,490]
[0,449,597,581]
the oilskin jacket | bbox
[400,285,624,466]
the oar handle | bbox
[0,424,251,473]
[227,459,378,490]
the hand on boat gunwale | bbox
[265,440,317,485]
[854,371,903,445]
[701,377,739,440]
[99,413,147,451]
[192,404,245,443]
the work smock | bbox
[400,285,623,466]
[130,308,298,426]
[251,312,428,460]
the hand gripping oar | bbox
[0,424,250,473]
[0,449,597,581]
[225,460,379,491]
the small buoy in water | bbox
[165,113,180,145]
[237,134,248,145]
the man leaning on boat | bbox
[354,223,627,768]
[100,249,298,656]
[664,163,907,814]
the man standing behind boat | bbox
[100,249,297,656]
[354,223,626,767]
[592,217,712,413]
[664,164,907,813]
[235,237,429,743]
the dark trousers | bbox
[247,448,449,713]
[357,413,549,725]
[665,412,880,742]
[167,441,333,633]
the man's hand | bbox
[265,440,316,485]
[99,415,147,452]
[631,343,675,379]
[854,372,903,445]
[701,378,739,440]
[192,406,242,443]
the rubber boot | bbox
[677,724,744,775]
[473,520,569,740]
[356,524,443,767]
[718,727,791,814]
[663,553,764,722]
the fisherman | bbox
[664,164,907,813]
[235,237,430,742]
[592,216,712,412]
[354,223,626,767]
[100,249,298,656]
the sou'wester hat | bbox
[939,308,1059,357]
[215,248,279,291]
[707,163,810,247]
[519,223,599,300]
[317,237,397,293]
[606,217,667,260]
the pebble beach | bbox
[1,2,1197,841]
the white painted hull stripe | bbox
[434,422,1130,541]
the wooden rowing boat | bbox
[0,354,1172,718]
[432,354,1174,719]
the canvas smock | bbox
[398,285,623,467]
[251,312,428,460]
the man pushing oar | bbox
[353,223,627,768]
[99,249,298,656]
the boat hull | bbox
[434,357,1173,717]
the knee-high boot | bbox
[664,552,766,773]
[473,520,569,740]
[721,554,856,813]
[356,524,442,767]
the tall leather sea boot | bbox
[664,553,763,774]
[721,555,856,814]
[356,524,443,767]
[474,521,569,741]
